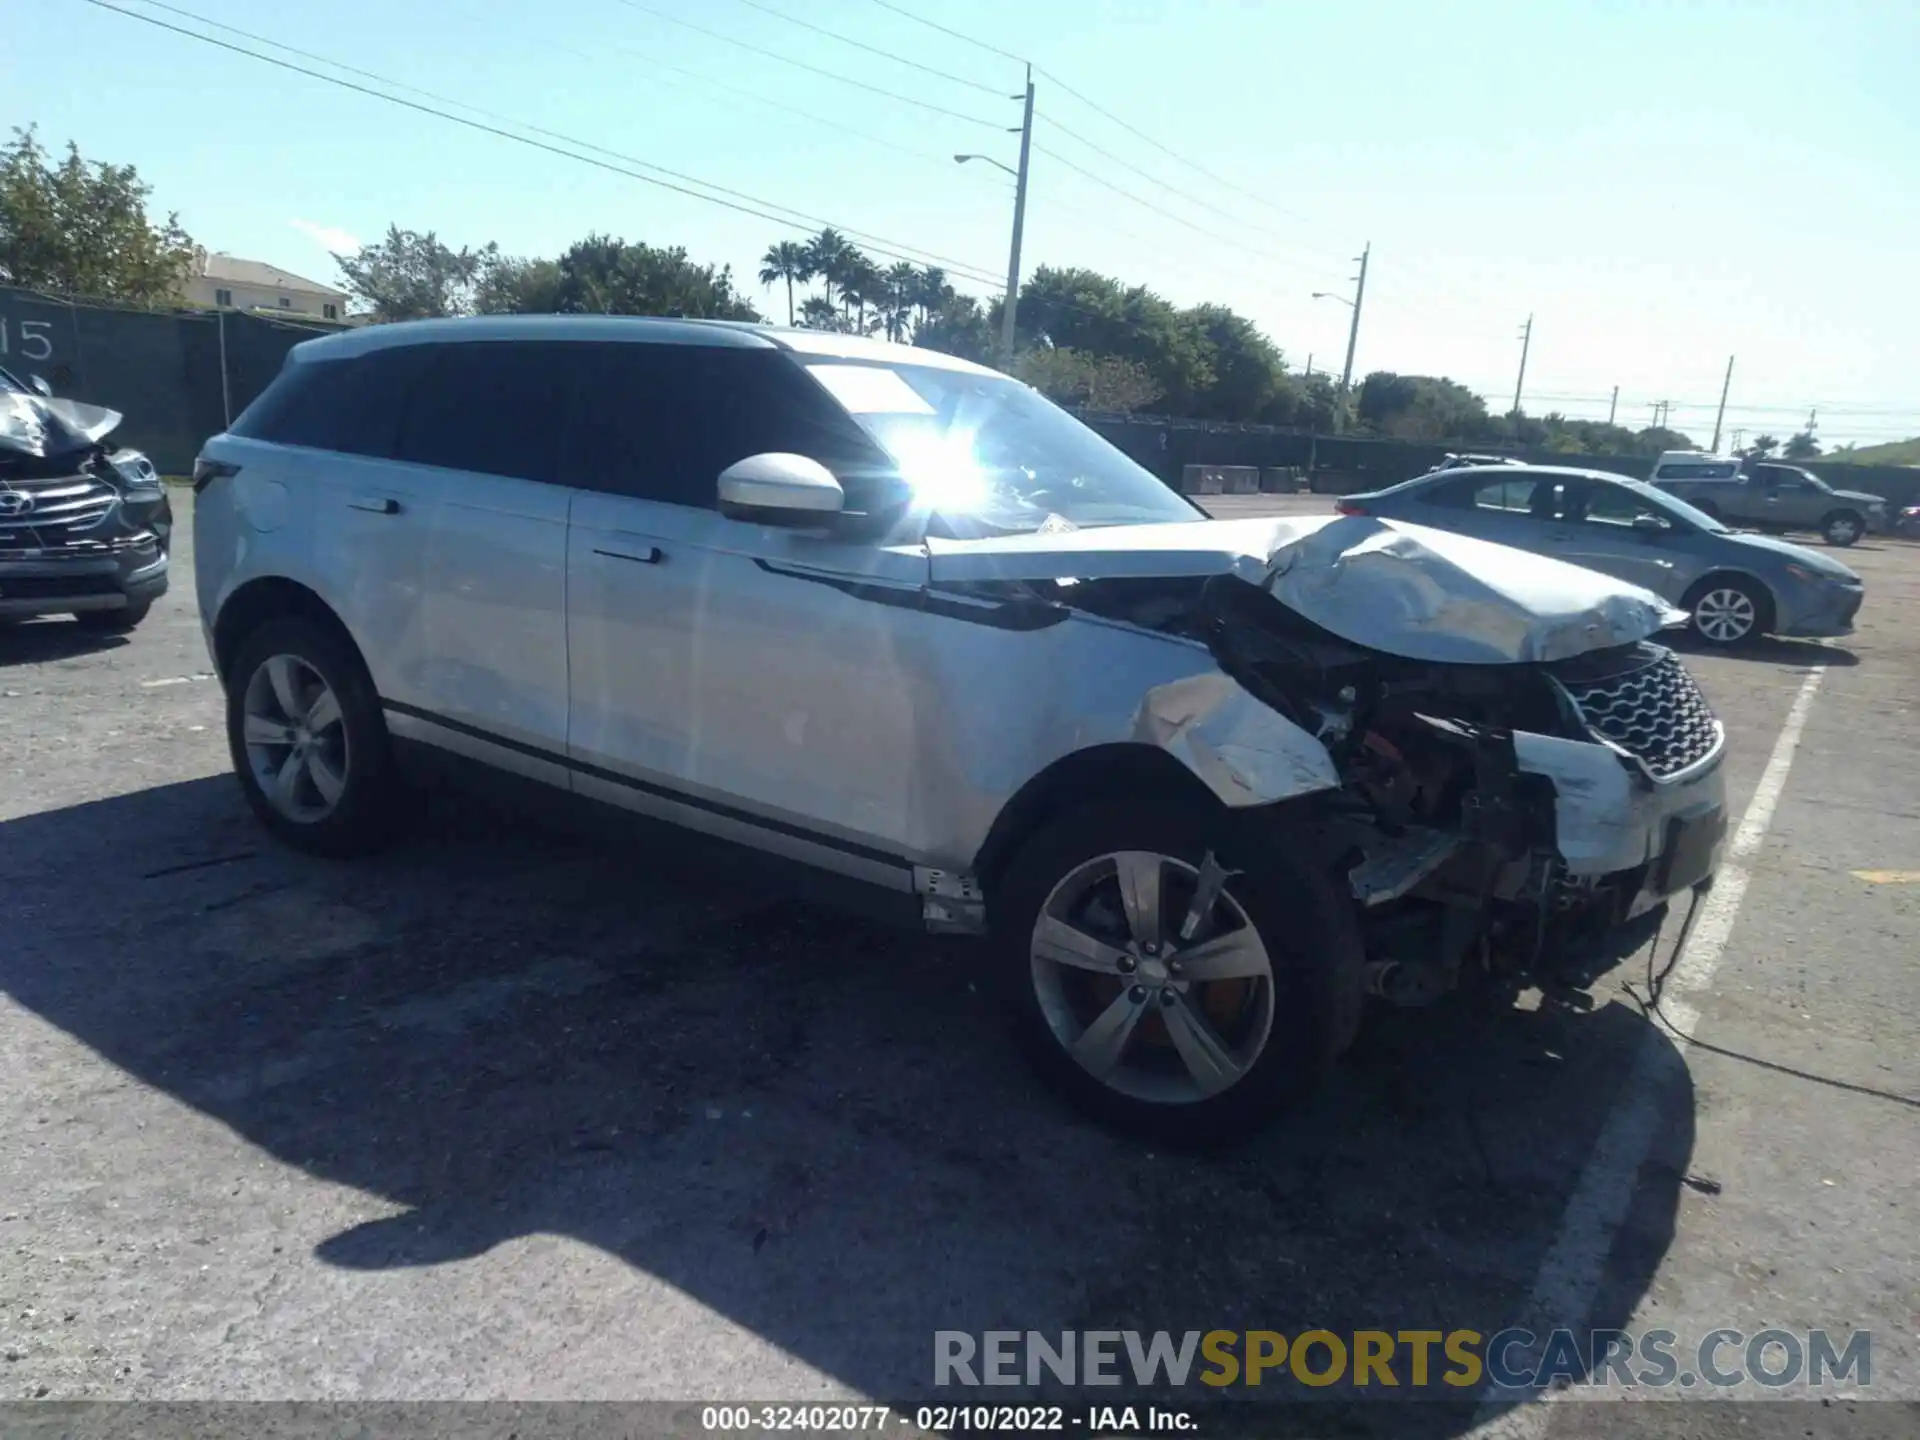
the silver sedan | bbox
[1339,464,1865,647]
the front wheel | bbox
[1686,577,1768,647]
[991,798,1364,1146]
[1821,510,1865,547]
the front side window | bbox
[801,359,1199,537]
[561,345,886,508]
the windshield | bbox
[1618,476,1728,533]
[803,359,1200,537]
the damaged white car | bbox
[194,320,1727,1142]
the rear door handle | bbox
[594,545,664,565]
[347,496,402,515]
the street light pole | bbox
[1710,354,1734,453]
[1511,313,1533,417]
[1339,243,1368,391]
[999,66,1035,372]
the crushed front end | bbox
[0,393,170,623]
[1199,577,1727,1003]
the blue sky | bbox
[8,0,1918,446]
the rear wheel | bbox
[1685,576,1768,647]
[1821,510,1865,547]
[74,599,152,633]
[991,798,1364,1146]
[226,615,403,857]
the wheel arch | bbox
[972,744,1229,894]
[1680,568,1778,632]
[213,576,363,685]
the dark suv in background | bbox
[0,367,171,633]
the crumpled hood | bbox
[0,392,123,460]
[927,513,1687,664]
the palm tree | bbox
[839,252,883,332]
[757,240,811,326]
[804,227,855,311]
[912,266,951,332]
[798,294,843,331]
[882,261,919,341]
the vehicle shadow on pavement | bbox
[0,619,134,666]
[1669,634,1859,668]
[0,777,1697,1429]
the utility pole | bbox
[1305,354,1313,380]
[1511,313,1533,417]
[997,66,1035,372]
[1607,385,1618,426]
[1731,428,1745,452]
[1338,243,1369,392]
[1710,354,1734,453]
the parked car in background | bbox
[193,317,1729,1142]
[1338,464,1865,647]
[1426,452,1524,473]
[1893,505,1920,541]
[1,376,171,633]
[1648,451,1887,547]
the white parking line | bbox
[1470,665,1828,1434]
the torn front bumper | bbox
[1512,728,1728,916]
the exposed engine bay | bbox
[1018,568,1728,1007]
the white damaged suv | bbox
[194,318,1727,1141]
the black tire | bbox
[990,797,1365,1147]
[1683,575,1770,648]
[225,615,403,858]
[1821,510,1865,547]
[73,599,152,633]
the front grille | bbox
[0,471,119,551]
[1557,645,1722,780]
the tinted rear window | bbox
[231,346,431,457]
[395,341,577,484]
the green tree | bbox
[474,253,562,314]
[0,126,196,304]
[757,239,811,326]
[548,234,757,319]
[804,227,855,310]
[1015,267,1214,413]
[798,294,845,331]
[335,224,494,321]
[1747,433,1780,458]
[880,261,920,342]
[913,294,992,363]
[1356,372,1491,441]
[1014,346,1161,412]
[1782,429,1821,460]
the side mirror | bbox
[1632,513,1669,533]
[717,452,844,525]
[28,375,53,398]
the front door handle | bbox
[347,496,402,515]
[594,545,664,565]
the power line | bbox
[722,0,1007,97]
[609,0,1001,129]
[78,0,1005,289]
[859,0,1027,64]
[139,0,972,175]
[1038,111,1355,276]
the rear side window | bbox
[561,344,886,508]
[394,341,575,484]
[1653,462,1737,480]
[231,345,430,457]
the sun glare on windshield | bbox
[875,421,991,512]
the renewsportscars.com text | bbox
[934,1328,1871,1392]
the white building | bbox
[182,250,348,322]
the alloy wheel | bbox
[1029,850,1275,1105]
[1826,516,1862,545]
[1693,588,1757,644]
[241,654,351,823]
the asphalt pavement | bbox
[1,489,1914,1437]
